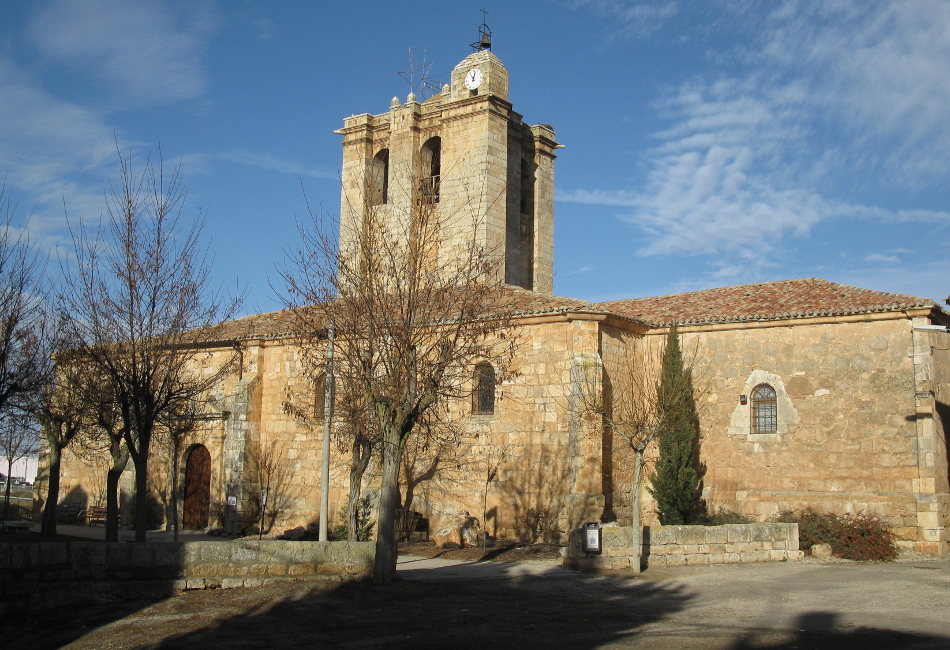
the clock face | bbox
[464,68,483,90]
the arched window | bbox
[420,137,441,204]
[751,384,777,433]
[473,362,495,415]
[370,149,389,205]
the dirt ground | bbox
[5,554,950,649]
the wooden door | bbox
[182,445,211,530]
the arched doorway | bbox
[182,444,211,530]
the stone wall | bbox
[564,523,803,572]
[600,316,947,551]
[0,540,374,599]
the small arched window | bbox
[370,149,389,206]
[473,363,495,415]
[751,384,777,433]
[420,137,441,204]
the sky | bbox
[1,0,948,317]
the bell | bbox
[480,33,491,50]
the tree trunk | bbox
[132,441,150,542]
[373,429,402,585]
[41,441,63,536]
[169,438,181,542]
[347,438,371,542]
[630,450,644,575]
[106,444,129,542]
[2,457,12,528]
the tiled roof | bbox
[197,286,598,344]
[598,278,936,327]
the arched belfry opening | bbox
[182,444,212,530]
[370,148,389,206]
[420,136,441,204]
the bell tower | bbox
[335,33,560,294]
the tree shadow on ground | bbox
[10,572,694,649]
[727,611,947,649]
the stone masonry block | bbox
[705,527,728,544]
[706,553,726,565]
[185,579,205,590]
[222,578,244,589]
[739,552,759,563]
[38,543,67,567]
[726,525,752,543]
[70,543,105,569]
[724,553,741,564]
[649,527,676,545]
[677,527,709,545]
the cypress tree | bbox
[648,325,699,525]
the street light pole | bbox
[319,324,335,542]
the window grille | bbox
[751,384,777,433]
[473,363,495,415]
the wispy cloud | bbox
[864,253,899,264]
[565,0,950,286]
[220,151,336,180]
[29,0,218,107]
[568,1,681,39]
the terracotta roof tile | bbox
[198,286,598,344]
[598,278,936,327]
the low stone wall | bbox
[564,523,803,572]
[0,540,374,598]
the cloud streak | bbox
[564,0,950,282]
[29,0,217,107]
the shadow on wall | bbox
[503,442,570,543]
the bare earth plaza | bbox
[3,10,950,650]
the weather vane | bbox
[470,9,492,52]
[397,48,444,100]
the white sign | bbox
[585,527,600,550]
[227,496,237,506]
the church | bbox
[49,41,950,555]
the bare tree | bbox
[34,352,87,536]
[282,346,380,542]
[61,151,242,542]
[577,330,703,573]
[0,181,50,421]
[0,411,39,526]
[281,179,519,583]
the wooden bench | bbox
[85,505,107,525]
[56,504,83,525]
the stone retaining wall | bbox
[0,540,374,597]
[564,523,803,572]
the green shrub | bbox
[332,496,375,542]
[771,508,897,562]
[695,507,755,526]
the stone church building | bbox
[47,47,950,554]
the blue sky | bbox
[1,0,948,316]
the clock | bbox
[464,68,483,90]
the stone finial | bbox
[390,96,400,109]
[442,84,450,95]
[407,92,417,104]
